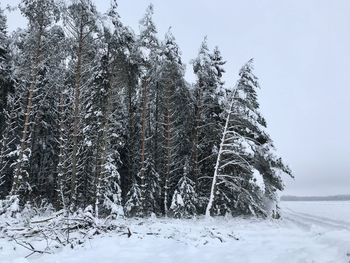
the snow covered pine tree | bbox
[191,38,227,213]
[0,6,14,199]
[206,59,292,218]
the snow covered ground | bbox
[281,201,350,224]
[1,201,350,263]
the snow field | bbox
[1,201,350,263]
[281,201,350,224]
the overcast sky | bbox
[2,0,350,196]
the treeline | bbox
[0,0,292,219]
[281,195,350,202]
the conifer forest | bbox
[0,0,293,220]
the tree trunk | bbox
[205,90,236,217]
[57,91,67,210]
[163,82,171,216]
[140,78,149,215]
[127,73,136,184]
[94,61,114,218]
[11,26,43,196]
[190,83,203,190]
[154,82,159,172]
[70,16,84,208]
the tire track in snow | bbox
[287,209,350,227]
[283,208,350,231]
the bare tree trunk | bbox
[127,75,136,183]
[154,82,159,172]
[139,78,149,215]
[11,26,43,195]
[206,89,237,217]
[57,91,67,210]
[205,102,232,217]
[94,65,115,218]
[190,84,203,190]
[163,83,171,216]
[70,17,84,208]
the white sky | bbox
[2,0,350,196]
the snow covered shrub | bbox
[103,183,124,219]
[21,201,36,223]
[170,163,197,218]
[0,195,20,217]
[83,205,94,220]
[124,182,143,217]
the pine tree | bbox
[206,59,291,217]
[91,26,124,217]
[105,0,140,206]
[64,0,99,210]
[9,0,59,199]
[190,39,227,212]
[205,86,263,217]
[233,59,292,216]
[124,182,143,217]
[134,4,162,216]
[56,87,72,210]
[0,97,17,199]
[170,159,197,218]
[0,6,14,198]
[29,25,67,206]
[122,40,140,200]
[0,6,13,137]
[99,1,148,218]
[158,30,187,215]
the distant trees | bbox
[0,1,292,219]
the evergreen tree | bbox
[105,0,140,206]
[29,25,67,206]
[91,26,124,217]
[7,0,59,200]
[0,6,14,198]
[64,0,100,210]
[158,30,187,215]
[56,86,72,210]
[121,40,140,201]
[124,182,143,217]
[237,60,292,216]
[206,59,291,217]
[132,4,162,216]
[170,159,197,218]
[0,96,17,198]
[190,39,226,212]
[0,6,13,136]
[233,59,292,216]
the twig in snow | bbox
[209,231,224,243]
[12,237,51,258]
[228,233,239,240]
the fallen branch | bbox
[31,213,63,224]
[12,237,51,258]
[209,231,224,243]
[228,233,239,240]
